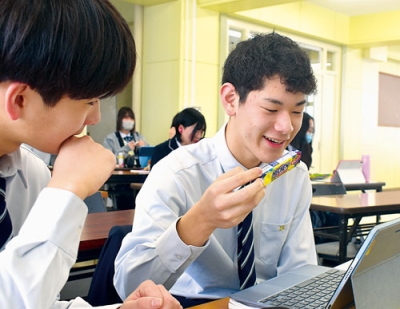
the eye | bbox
[87,99,99,106]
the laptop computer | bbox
[330,160,365,184]
[138,146,155,168]
[230,217,400,309]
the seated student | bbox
[288,112,314,169]
[103,106,149,168]
[114,32,318,307]
[103,107,150,209]
[0,1,180,308]
[150,108,206,169]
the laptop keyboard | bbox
[259,268,345,309]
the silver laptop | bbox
[230,217,400,309]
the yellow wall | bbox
[125,0,400,188]
[140,1,220,145]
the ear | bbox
[178,124,184,133]
[220,82,239,117]
[4,83,29,120]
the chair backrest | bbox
[84,191,107,213]
[312,182,347,196]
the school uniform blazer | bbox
[150,136,179,169]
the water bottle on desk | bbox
[361,155,370,183]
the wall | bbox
[140,0,220,145]
[341,48,400,188]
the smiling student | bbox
[114,32,318,307]
[0,0,180,308]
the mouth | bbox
[265,137,285,145]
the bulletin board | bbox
[378,72,400,127]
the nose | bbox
[195,130,204,140]
[85,100,101,125]
[274,112,293,135]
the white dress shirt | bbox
[114,123,317,300]
[0,146,120,309]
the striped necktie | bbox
[0,177,12,250]
[237,211,256,290]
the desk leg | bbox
[338,215,348,264]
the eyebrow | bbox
[264,98,307,106]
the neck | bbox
[120,129,130,135]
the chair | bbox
[84,191,107,213]
[86,225,132,306]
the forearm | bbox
[0,188,87,309]
[114,219,206,299]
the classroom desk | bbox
[105,169,149,185]
[311,190,400,263]
[188,298,229,309]
[78,209,134,261]
[312,181,385,195]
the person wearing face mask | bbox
[288,112,314,170]
[104,106,149,168]
[103,106,149,209]
[150,108,207,169]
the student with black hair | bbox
[0,0,180,308]
[150,108,206,169]
[103,106,149,168]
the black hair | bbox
[291,112,314,150]
[222,32,317,103]
[117,106,136,133]
[0,0,136,105]
[172,108,206,142]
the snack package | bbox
[261,150,302,186]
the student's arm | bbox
[0,137,115,309]
[114,163,264,299]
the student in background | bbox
[103,107,150,210]
[150,108,206,169]
[0,0,180,308]
[103,106,149,168]
[289,112,314,170]
[114,32,318,307]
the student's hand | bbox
[177,167,265,246]
[120,280,182,309]
[128,141,137,150]
[48,135,115,200]
[136,140,146,148]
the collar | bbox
[0,147,28,189]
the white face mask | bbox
[122,119,134,131]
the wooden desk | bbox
[188,298,229,309]
[311,190,400,263]
[78,209,134,260]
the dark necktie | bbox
[124,135,135,143]
[237,211,256,290]
[0,177,12,250]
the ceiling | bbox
[307,0,400,16]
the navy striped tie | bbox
[237,211,256,290]
[0,177,12,251]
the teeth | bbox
[267,137,281,143]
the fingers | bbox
[48,135,115,199]
[122,280,182,309]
